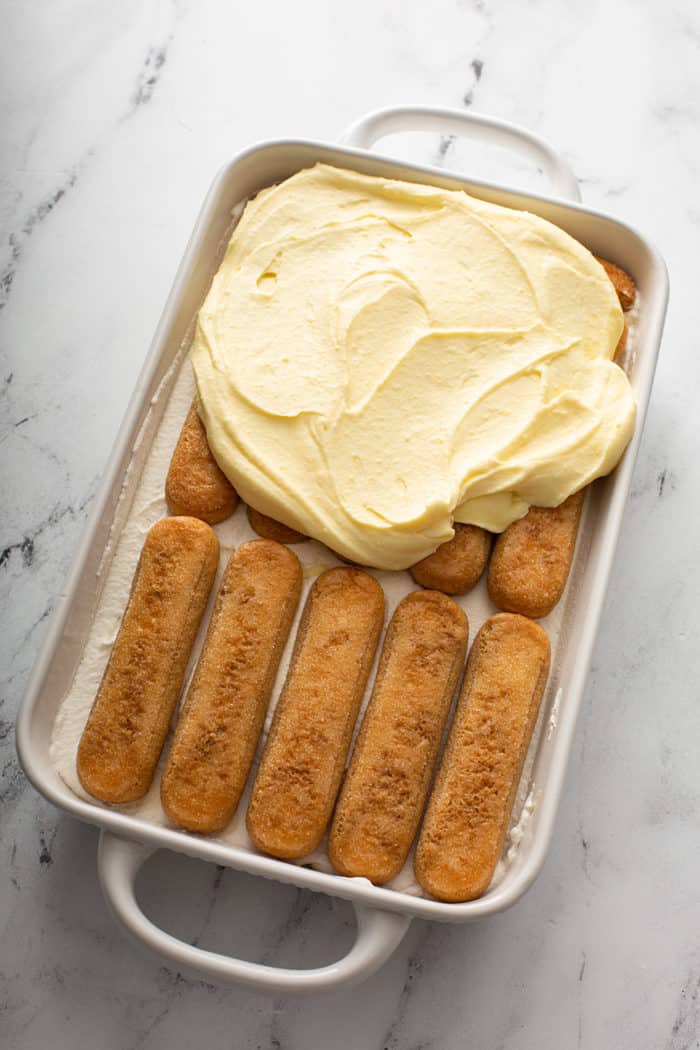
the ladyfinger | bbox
[595,256,636,311]
[415,613,550,902]
[410,524,491,596]
[161,540,302,833]
[487,258,631,621]
[487,491,584,619]
[328,591,468,884]
[77,516,219,804]
[246,506,309,544]
[246,567,385,859]
[165,401,238,524]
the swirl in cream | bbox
[192,164,635,570]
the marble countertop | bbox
[2,1,698,1046]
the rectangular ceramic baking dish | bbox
[16,106,669,994]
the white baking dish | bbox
[16,106,668,994]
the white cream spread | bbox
[192,163,635,569]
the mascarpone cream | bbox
[192,163,635,570]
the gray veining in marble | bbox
[2,1,699,1047]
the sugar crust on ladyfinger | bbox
[410,524,491,596]
[487,492,585,619]
[246,567,385,860]
[246,506,309,545]
[328,590,468,884]
[595,256,636,311]
[165,401,238,524]
[414,613,551,902]
[77,516,219,804]
[161,539,302,833]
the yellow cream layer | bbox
[192,163,634,570]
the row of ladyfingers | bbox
[76,520,549,902]
[166,259,635,620]
[76,255,635,904]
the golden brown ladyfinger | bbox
[409,524,491,595]
[328,591,468,884]
[161,540,302,833]
[77,517,219,804]
[165,401,238,524]
[595,256,636,311]
[486,260,630,621]
[415,613,550,902]
[246,506,309,544]
[246,567,385,859]
[487,491,584,619]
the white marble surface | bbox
[1,1,698,1046]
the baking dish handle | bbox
[97,831,411,993]
[340,105,581,202]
